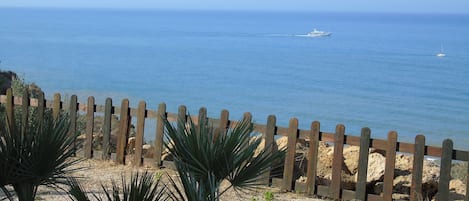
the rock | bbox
[127,137,136,153]
[343,146,361,175]
[450,179,466,195]
[395,154,413,171]
[366,153,386,183]
[142,144,154,158]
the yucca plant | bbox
[164,115,286,201]
[0,107,80,201]
[68,171,172,201]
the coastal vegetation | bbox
[0,96,80,201]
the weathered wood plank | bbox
[282,118,298,192]
[262,115,276,185]
[37,91,45,130]
[53,93,61,120]
[306,121,320,196]
[133,101,146,167]
[331,124,345,200]
[438,139,453,201]
[356,127,371,201]
[216,109,229,140]
[154,103,166,168]
[116,99,130,164]
[410,135,425,201]
[5,89,14,128]
[21,90,29,132]
[68,95,77,155]
[84,96,95,159]
[102,98,112,160]
[198,107,207,127]
[177,105,187,131]
[383,131,397,201]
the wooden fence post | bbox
[262,115,276,185]
[154,103,166,168]
[216,109,229,140]
[177,105,187,130]
[356,127,371,201]
[53,93,61,120]
[331,124,345,200]
[102,98,112,160]
[282,118,298,192]
[133,101,146,167]
[306,121,320,196]
[6,88,13,128]
[21,90,29,132]
[84,96,95,159]
[198,107,207,127]
[410,135,425,201]
[69,95,78,155]
[116,99,130,164]
[438,139,453,201]
[37,91,45,129]
[383,131,398,201]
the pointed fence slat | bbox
[306,121,320,195]
[383,131,398,201]
[116,99,130,164]
[282,118,298,192]
[102,98,112,160]
[84,96,95,159]
[154,103,166,168]
[331,124,345,200]
[133,101,146,167]
[356,127,371,201]
[410,135,425,201]
[262,115,276,185]
[438,139,453,201]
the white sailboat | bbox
[436,44,446,57]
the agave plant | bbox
[0,108,80,201]
[68,171,172,201]
[164,115,286,201]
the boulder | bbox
[366,153,386,183]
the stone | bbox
[366,153,386,183]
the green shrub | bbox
[0,105,80,201]
[163,115,286,201]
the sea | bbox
[0,8,468,149]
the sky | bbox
[0,0,468,14]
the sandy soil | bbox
[2,158,327,201]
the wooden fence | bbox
[1,89,468,201]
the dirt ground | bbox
[2,158,327,201]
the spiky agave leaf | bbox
[163,114,286,201]
[0,110,81,201]
[69,171,171,201]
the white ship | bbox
[306,29,332,37]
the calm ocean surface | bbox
[1,8,468,149]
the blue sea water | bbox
[1,8,468,149]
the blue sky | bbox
[0,0,468,14]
